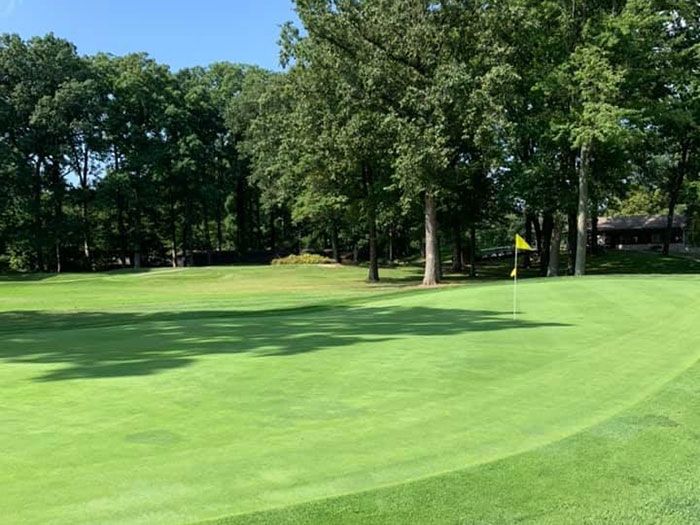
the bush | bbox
[271,253,335,265]
[1,246,32,272]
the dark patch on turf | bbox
[590,414,680,441]
[635,414,681,428]
[659,495,700,520]
[613,414,680,431]
[125,429,182,445]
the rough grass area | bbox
[1,253,699,524]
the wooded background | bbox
[0,0,698,284]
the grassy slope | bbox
[0,265,420,317]
[1,255,700,524]
[218,356,700,524]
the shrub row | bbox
[271,254,335,265]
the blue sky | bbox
[0,0,299,70]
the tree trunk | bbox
[215,199,223,252]
[548,215,562,277]
[270,211,277,254]
[451,221,464,273]
[367,208,379,282]
[663,178,683,256]
[388,226,394,263]
[362,163,380,282]
[540,211,554,276]
[567,211,577,275]
[32,156,44,272]
[523,211,534,268]
[422,191,440,286]
[116,188,128,267]
[81,195,91,266]
[170,192,178,268]
[254,194,262,250]
[133,172,142,269]
[575,144,591,276]
[235,175,247,254]
[663,144,689,256]
[590,212,599,256]
[182,197,193,267]
[80,146,92,268]
[203,203,212,263]
[533,214,542,254]
[330,221,340,263]
[50,161,63,274]
[469,225,477,278]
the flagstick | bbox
[513,245,518,320]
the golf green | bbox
[1,267,699,523]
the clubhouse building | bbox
[595,215,689,251]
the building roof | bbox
[597,215,687,231]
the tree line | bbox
[1,0,698,284]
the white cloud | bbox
[1,0,23,17]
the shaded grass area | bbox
[0,305,565,381]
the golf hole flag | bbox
[511,234,534,319]
[515,234,534,252]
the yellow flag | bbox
[510,267,517,278]
[515,234,534,251]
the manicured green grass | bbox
[1,257,699,524]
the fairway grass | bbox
[1,264,700,523]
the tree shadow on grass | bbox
[0,306,571,382]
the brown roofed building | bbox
[595,215,688,251]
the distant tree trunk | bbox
[451,220,464,273]
[77,146,92,269]
[548,215,562,277]
[170,192,178,268]
[269,211,277,254]
[388,226,394,262]
[182,197,192,267]
[437,233,443,281]
[32,156,44,272]
[469,225,477,278]
[422,191,440,286]
[363,163,380,282]
[215,198,223,252]
[116,188,127,267]
[533,214,542,254]
[254,194,262,250]
[81,200,91,266]
[590,212,599,256]
[367,210,379,282]
[663,143,689,256]
[523,211,534,268]
[330,221,340,263]
[203,212,213,266]
[112,151,128,267]
[575,144,591,276]
[567,210,577,275]
[236,175,247,254]
[540,211,554,276]
[49,161,64,273]
[133,171,142,269]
